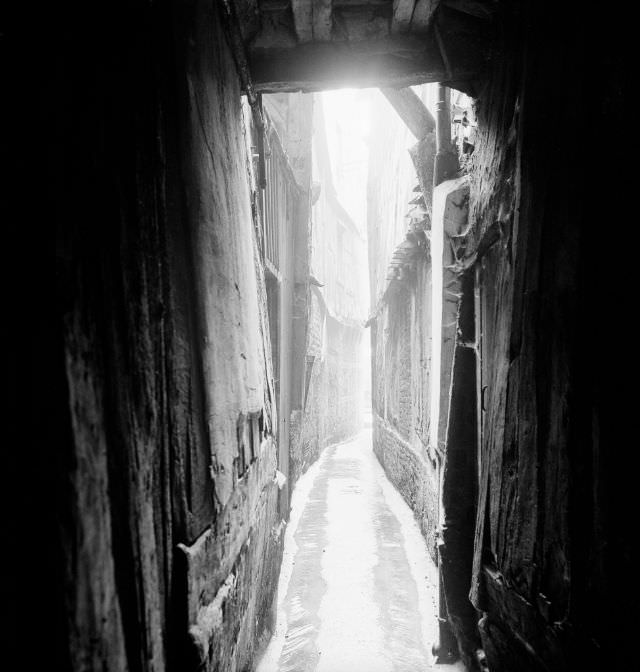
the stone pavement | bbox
[256,429,465,672]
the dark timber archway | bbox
[223,0,493,92]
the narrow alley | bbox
[42,1,632,671]
[258,427,463,672]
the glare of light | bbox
[321,88,372,143]
[316,89,372,319]
[319,89,371,236]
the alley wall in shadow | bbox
[44,1,633,671]
[54,2,284,670]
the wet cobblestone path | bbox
[256,430,465,672]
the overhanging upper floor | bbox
[226,0,495,92]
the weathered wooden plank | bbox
[381,86,435,139]
[442,0,494,20]
[313,0,333,40]
[248,36,480,92]
[333,0,389,5]
[392,0,417,33]
[331,7,392,42]
[470,242,511,610]
[259,0,290,8]
[410,0,439,33]
[248,1,488,91]
[250,8,298,50]
[292,0,313,42]
[233,0,261,41]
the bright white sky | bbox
[320,88,372,234]
[320,86,437,233]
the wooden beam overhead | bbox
[253,9,413,51]
[410,0,440,33]
[248,35,474,92]
[292,0,313,42]
[233,0,261,41]
[332,8,392,42]
[243,0,489,93]
[313,0,333,41]
[259,0,290,8]
[441,0,495,20]
[333,0,389,5]
[392,0,417,33]
[380,86,435,139]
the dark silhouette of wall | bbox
[460,3,632,669]
[53,2,285,670]
[40,0,633,670]
[365,4,632,670]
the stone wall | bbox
[369,256,437,561]
[373,414,439,562]
[290,297,363,486]
[53,2,285,670]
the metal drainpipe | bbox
[434,83,458,187]
[432,82,459,664]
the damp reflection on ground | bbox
[256,428,465,672]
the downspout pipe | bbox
[432,82,460,664]
[434,83,459,187]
